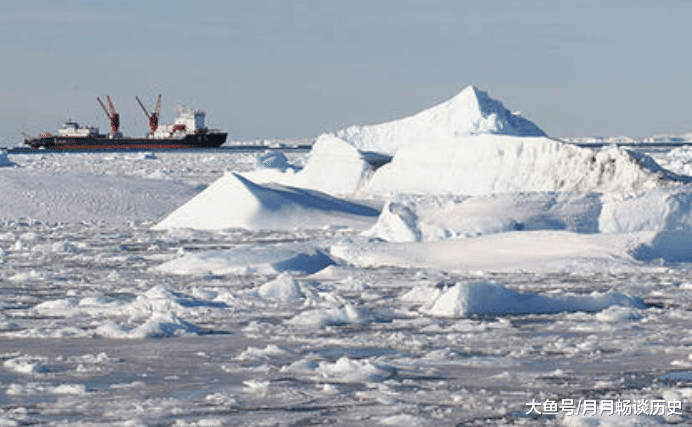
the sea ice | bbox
[153,172,379,231]
[156,242,336,275]
[254,150,292,172]
[364,192,603,242]
[96,312,201,339]
[422,281,645,318]
[367,135,679,196]
[257,272,304,301]
[290,133,374,195]
[4,88,692,426]
[336,85,546,155]
[286,303,366,328]
[599,187,692,233]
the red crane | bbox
[97,96,120,134]
[136,94,162,134]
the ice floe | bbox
[331,230,654,273]
[156,242,336,275]
[281,356,395,383]
[286,303,366,328]
[417,281,645,318]
[257,272,304,301]
[95,312,202,339]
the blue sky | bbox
[1,0,691,146]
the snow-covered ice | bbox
[4,88,692,425]
[363,192,603,242]
[155,242,336,275]
[421,281,645,318]
[366,135,684,196]
[153,171,379,231]
[336,85,546,155]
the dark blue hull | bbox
[25,132,228,150]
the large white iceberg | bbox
[366,135,678,196]
[336,85,546,155]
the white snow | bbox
[336,85,546,155]
[364,192,602,242]
[0,169,198,223]
[254,150,292,172]
[286,303,366,328]
[96,313,201,339]
[153,172,379,231]
[367,135,680,196]
[257,272,304,301]
[316,357,396,383]
[331,230,656,273]
[422,281,645,318]
[281,356,395,383]
[599,187,692,233]
[291,133,374,195]
[155,242,336,275]
[241,133,377,196]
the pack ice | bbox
[6,87,692,426]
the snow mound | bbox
[600,187,692,233]
[243,134,376,196]
[282,356,395,383]
[96,313,201,339]
[367,135,678,196]
[156,243,335,275]
[153,172,379,231]
[363,201,423,242]
[336,85,546,155]
[424,281,645,318]
[286,303,365,328]
[364,193,602,242]
[3,355,50,374]
[631,231,692,263]
[237,344,293,361]
[255,151,292,171]
[317,357,396,383]
[293,134,374,195]
[258,272,304,301]
[599,188,692,263]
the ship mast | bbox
[97,96,120,134]
[136,94,162,134]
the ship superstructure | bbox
[152,106,209,140]
[56,122,101,138]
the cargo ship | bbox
[23,95,228,150]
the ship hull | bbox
[25,132,228,150]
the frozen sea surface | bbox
[1,149,692,426]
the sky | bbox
[1,0,692,146]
